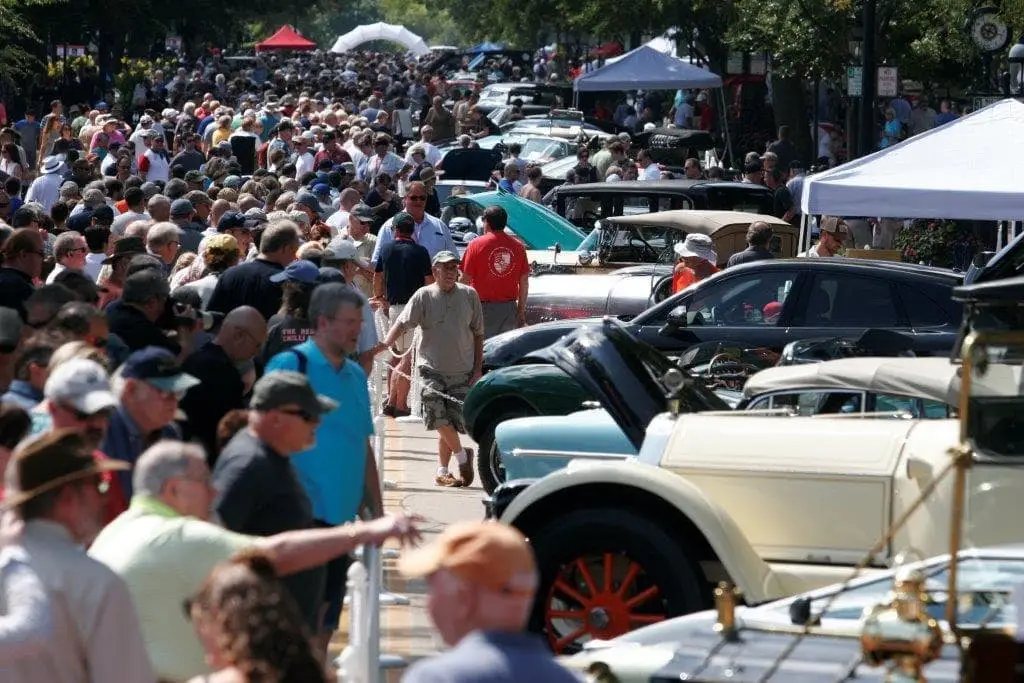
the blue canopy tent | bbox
[573,45,733,166]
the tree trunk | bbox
[771,74,811,166]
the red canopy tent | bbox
[255,25,317,53]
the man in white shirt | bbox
[24,156,64,212]
[798,216,848,257]
[637,149,662,180]
[371,182,458,266]
[111,187,150,236]
[293,133,316,177]
[325,187,362,237]
[3,429,156,683]
[404,125,442,167]
[139,132,170,183]
[46,231,88,283]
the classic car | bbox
[484,257,964,368]
[495,274,1024,654]
[561,545,1024,678]
[553,180,776,229]
[534,210,797,270]
[465,320,734,493]
[492,339,959,493]
[444,190,587,252]
[523,264,672,324]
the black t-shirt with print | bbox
[261,313,315,366]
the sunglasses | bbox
[278,407,319,423]
[59,403,113,421]
[407,195,427,201]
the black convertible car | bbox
[485,258,963,371]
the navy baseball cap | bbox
[120,347,201,394]
[270,259,320,285]
[217,210,247,231]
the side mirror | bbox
[666,305,689,328]
[972,251,995,268]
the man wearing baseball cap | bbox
[800,215,848,258]
[399,521,579,683]
[376,249,483,487]
[3,430,156,683]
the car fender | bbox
[463,364,588,440]
[499,459,786,604]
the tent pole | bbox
[717,87,732,168]
[798,213,809,254]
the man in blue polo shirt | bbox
[264,282,382,654]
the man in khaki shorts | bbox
[372,211,433,417]
[376,250,483,486]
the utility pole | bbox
[858,0,876,157]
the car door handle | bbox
[906,456,933,483]
[581,401,601,409]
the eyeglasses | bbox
[148,385,187,401]
[68,247,87,255]
[277,407,320,423]
[407,195,427,201]
[92,337,108,349]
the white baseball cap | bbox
[44,359,117,415]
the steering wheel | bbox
[629,239,661,262]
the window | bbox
[769,391,862,415]
[804,275,900,327]
[897,285,953,328]
[689,271,798,327]
[622,195,653,216]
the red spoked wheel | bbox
[528,508,709,655]
[544,552,667,653]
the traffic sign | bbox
[847,66,863,96]
[877,66,899,97]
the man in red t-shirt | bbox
[460,206,530,338]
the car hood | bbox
[482,318,605,369]
[496,409,637,457]
[448,191,586,250]
[521,318,727,449]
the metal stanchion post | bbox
[365,544,407,677]
[336,560,369,683]
[373,413,410,606]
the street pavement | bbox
[329,416,482,678]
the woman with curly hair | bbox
[185,550,327,683]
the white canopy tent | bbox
[801,98,1024,220]
[330,23,429,55]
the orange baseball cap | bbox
[398,521,538,595]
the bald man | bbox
[181,305,269,462]
[325,186,363,236]
[399,521,579,683]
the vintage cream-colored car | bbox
[498,356,1024,654]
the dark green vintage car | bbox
[463,363,593,494]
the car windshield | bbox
[751,554,1024,629]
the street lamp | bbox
[1009,37,1024,95]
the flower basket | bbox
[894,219,979,271]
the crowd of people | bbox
[0,47,564,683]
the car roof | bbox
[606,210,792,234]
[724,256,963,283]
[742,356,1022,404]
[556,180,759,195]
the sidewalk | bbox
[329,416,482,676]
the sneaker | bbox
[456,448,475,487]
[435,472,459,487]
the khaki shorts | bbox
[420,366,470,432]
[388,304,416,354]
